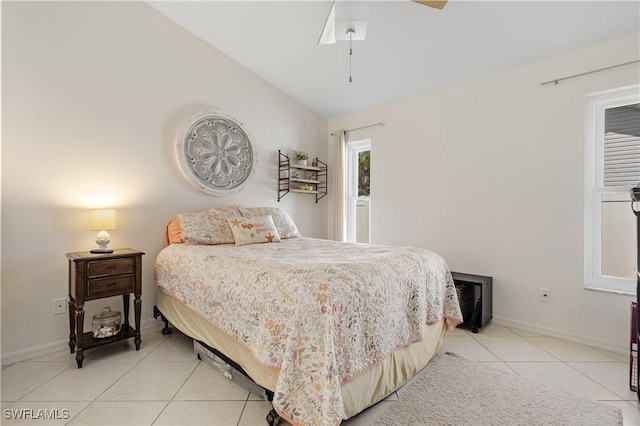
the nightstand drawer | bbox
[88,258,134,277]
[87,275,134,297]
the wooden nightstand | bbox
[66,248,145,368]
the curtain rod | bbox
[540,59,640,86]
[330,122,384,136]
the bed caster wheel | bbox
[153,306,173,335]
[266,408,280,426]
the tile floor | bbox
[1,322,638,425]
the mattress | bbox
[155,237,462,425]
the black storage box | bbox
[451,272,493,333]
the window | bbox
[585,85,640,294]
[346,139,371,243]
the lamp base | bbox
[90,248,114,254]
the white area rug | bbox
[374,352,623,426]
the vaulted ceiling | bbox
[147,1,640,118]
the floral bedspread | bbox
[155,238,462,426]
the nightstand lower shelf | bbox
[73,324,138,351]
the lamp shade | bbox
[90,209,116,231]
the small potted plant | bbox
[295,151,309,166]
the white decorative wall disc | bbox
[176,110,256,196]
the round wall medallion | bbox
[176,110,256,196]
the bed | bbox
[154,206,463,426]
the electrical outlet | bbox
[538,288,550,302]
[53,298,67,315]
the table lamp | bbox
[90,209,116,253]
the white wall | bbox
[329,32,640,353]
[1,1,328,362]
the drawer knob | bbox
[107,282,117,287]
[107,265,117,270]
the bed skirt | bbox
[156,288,447,420]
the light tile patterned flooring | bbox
[1,322,638,425]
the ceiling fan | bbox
[412,0,448,9]
[318,0,448,82]
[319,0,447,45]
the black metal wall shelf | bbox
[278,150,327,203]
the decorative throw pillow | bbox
[177,206,241,245]
[228,215,281,246]
[238,207,301,239]
[165,219,184,245]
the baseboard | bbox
[4,315,627,365]
[491,314,627,356]
[1,318,163,367]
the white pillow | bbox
[228,215,281,246]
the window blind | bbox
[604,104,640,187]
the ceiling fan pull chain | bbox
[348,29,353,83]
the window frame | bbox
[584,84,640,294]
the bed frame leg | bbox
[266,407,280,426]
[153,305,172,335]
